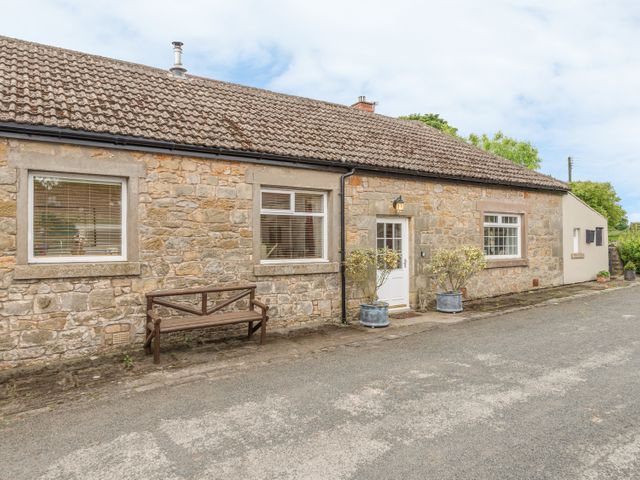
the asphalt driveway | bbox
[2,287,640,479]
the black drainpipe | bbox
[340,167,357,324]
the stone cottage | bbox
[0,36,571,367]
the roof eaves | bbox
[0,121,569,192]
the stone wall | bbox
[345,174,564,312]
[0,139,340,368]
[0,138,564,368]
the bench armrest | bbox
[147,310,161,323]
[251,299,268,312]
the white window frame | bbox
[573,228,581,254]
[27,171,128,264]
[260,188,328,264]
[483,213,522,260]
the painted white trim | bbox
[260,258,330,265]
[27,171,127,264]
[483,212,522,260]
[259,188,328,263]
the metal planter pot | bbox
[436,292,463,313]
[360,302,390,328]
[624,270,637,281]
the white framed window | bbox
[28,172,127,263]
[483,213,521,259]
[260,188,328,263]
[573,228,581,254]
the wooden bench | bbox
[144,284,269,364]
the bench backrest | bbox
[146,285,256,317]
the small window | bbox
[573,228,581,254]
[595,227,604,246]
[483,213,522,259]
[586,229,595,244]
[28,172,127,263]
[260,189,327,263]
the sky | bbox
[3,0,640,221]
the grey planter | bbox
[436,292,463,313]
[360,302,389,328]
[624,270,637,281]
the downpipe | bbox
[340,168,356,324]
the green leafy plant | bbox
[399,113,460,138]
[345,248,401,304]
[597,270,610,278]
[624,261,637,272]
[468,131,541,170]
[122,354,134,370]
[426,246,487,293]
[617,230,640,268]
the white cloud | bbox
[2,0,640,217]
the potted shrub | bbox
[596,270,610,283]
[427,246,486,313]
[345,248,401,327]
[623,261,637,281]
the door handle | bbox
[403,257,407,269]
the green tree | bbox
[468,131,542,170]
[616,216,630,231]
[570,181,627,229]
[400,113,459,137]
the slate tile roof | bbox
[0,36,567,191]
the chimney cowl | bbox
[351,95,377,113]
[170,41,187,76]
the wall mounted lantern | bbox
[392,195,405,213]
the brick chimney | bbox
[351,96,376,113]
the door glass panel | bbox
[377,221,404,270]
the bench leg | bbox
[153,324,161,364]
[260,317,267,345]
[144,324,152,355]
[247,321,253,339]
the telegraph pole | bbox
[567,156,573,183]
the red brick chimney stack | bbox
[351,95,377,113]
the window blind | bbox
[260,190,326,261]
[32,175,123,258]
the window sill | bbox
[14,262,141,280]
[571,253,585,259]
[254,262,339,277]
[485,258,529,269]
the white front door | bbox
[376,218,409,310]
